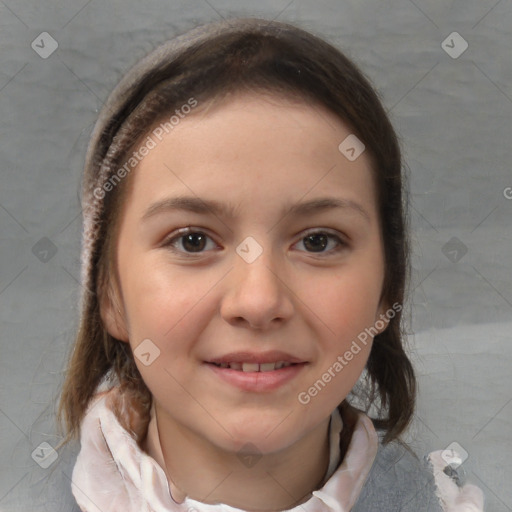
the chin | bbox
[217,414,303,454]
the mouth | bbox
[204,351,308,392]
[208,361,298,372]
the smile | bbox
[206,361,307,392]
[210,361,295,372]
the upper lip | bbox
[207,350,306,365]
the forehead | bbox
[122,92,378,220]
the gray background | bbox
[0,0,511,510]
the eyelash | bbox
[161,227,348,257]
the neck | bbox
[147,405,332,511]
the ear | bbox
[99,280,129,342]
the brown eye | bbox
[181,233,207,252]
[294,230,346,254]
[163,229,218,254]
[303,233,329,252]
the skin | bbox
[102,92,388,510]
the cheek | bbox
[298,274,377,411]
[119,259,222,360]
[123,268,217,404]
[302,264,383,339]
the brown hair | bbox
[58,18,414,446]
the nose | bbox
[220,249,294,330]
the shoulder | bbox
[353,440,485,512]
[353,439,443,511]
[427,450,485,512]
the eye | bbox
[294,230,346,254]
[162,227,218,254]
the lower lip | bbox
[205,363,307,392]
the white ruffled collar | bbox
[71,387,378,512]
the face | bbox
[103,93,387,455]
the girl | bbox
[58,18,484,512]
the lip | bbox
[204,361,307,392]
[207,350,306,365]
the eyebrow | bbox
[141,196,371,223]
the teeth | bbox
[214,361,294,371]
[242,363,260,372]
